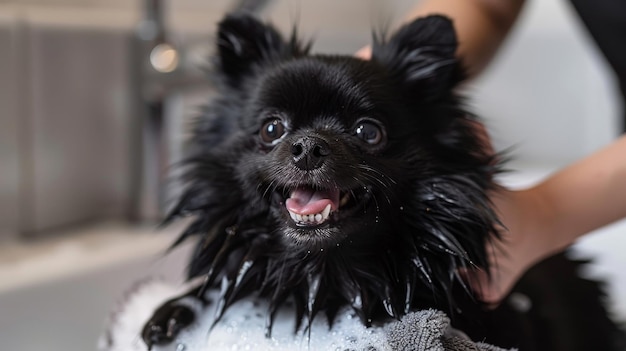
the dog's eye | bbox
[260,118,286,143]
[354,120,385,145]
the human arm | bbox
[356,0,526,77]
[477,134,626,303]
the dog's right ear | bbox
[372,15,463,101]
[217,14,300,86]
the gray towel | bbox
[384,309,515,351]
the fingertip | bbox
[354,46,372,60]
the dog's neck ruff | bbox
[170,170,497,335]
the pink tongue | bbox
[285,187,340,215]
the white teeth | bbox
[288,203,333,225]
[322,204,331,218]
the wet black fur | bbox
[141,13,626,350]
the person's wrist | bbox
[516,186,560,266]
[491,187,547,274]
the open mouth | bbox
[281,185,367,228]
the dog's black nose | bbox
[291,136,331,170]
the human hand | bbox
[468,187,554,304]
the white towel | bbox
[101,279,514,351]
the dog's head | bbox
[168,13,498,329]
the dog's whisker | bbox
[261,179,278,200]
[357,164,397,187]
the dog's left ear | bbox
[372,15,462,100]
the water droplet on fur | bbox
[226,226,237,235]
[399,206,404,211]
[306,273,321,320]
[352,294,363,309]
[320,248,324,252]
[176,343,186,351]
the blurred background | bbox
[0,0,624,350]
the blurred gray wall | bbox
[0,5,136,236]
[0,8,21,241]
[0,1,228,237]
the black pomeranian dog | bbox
[142,13,625,350]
